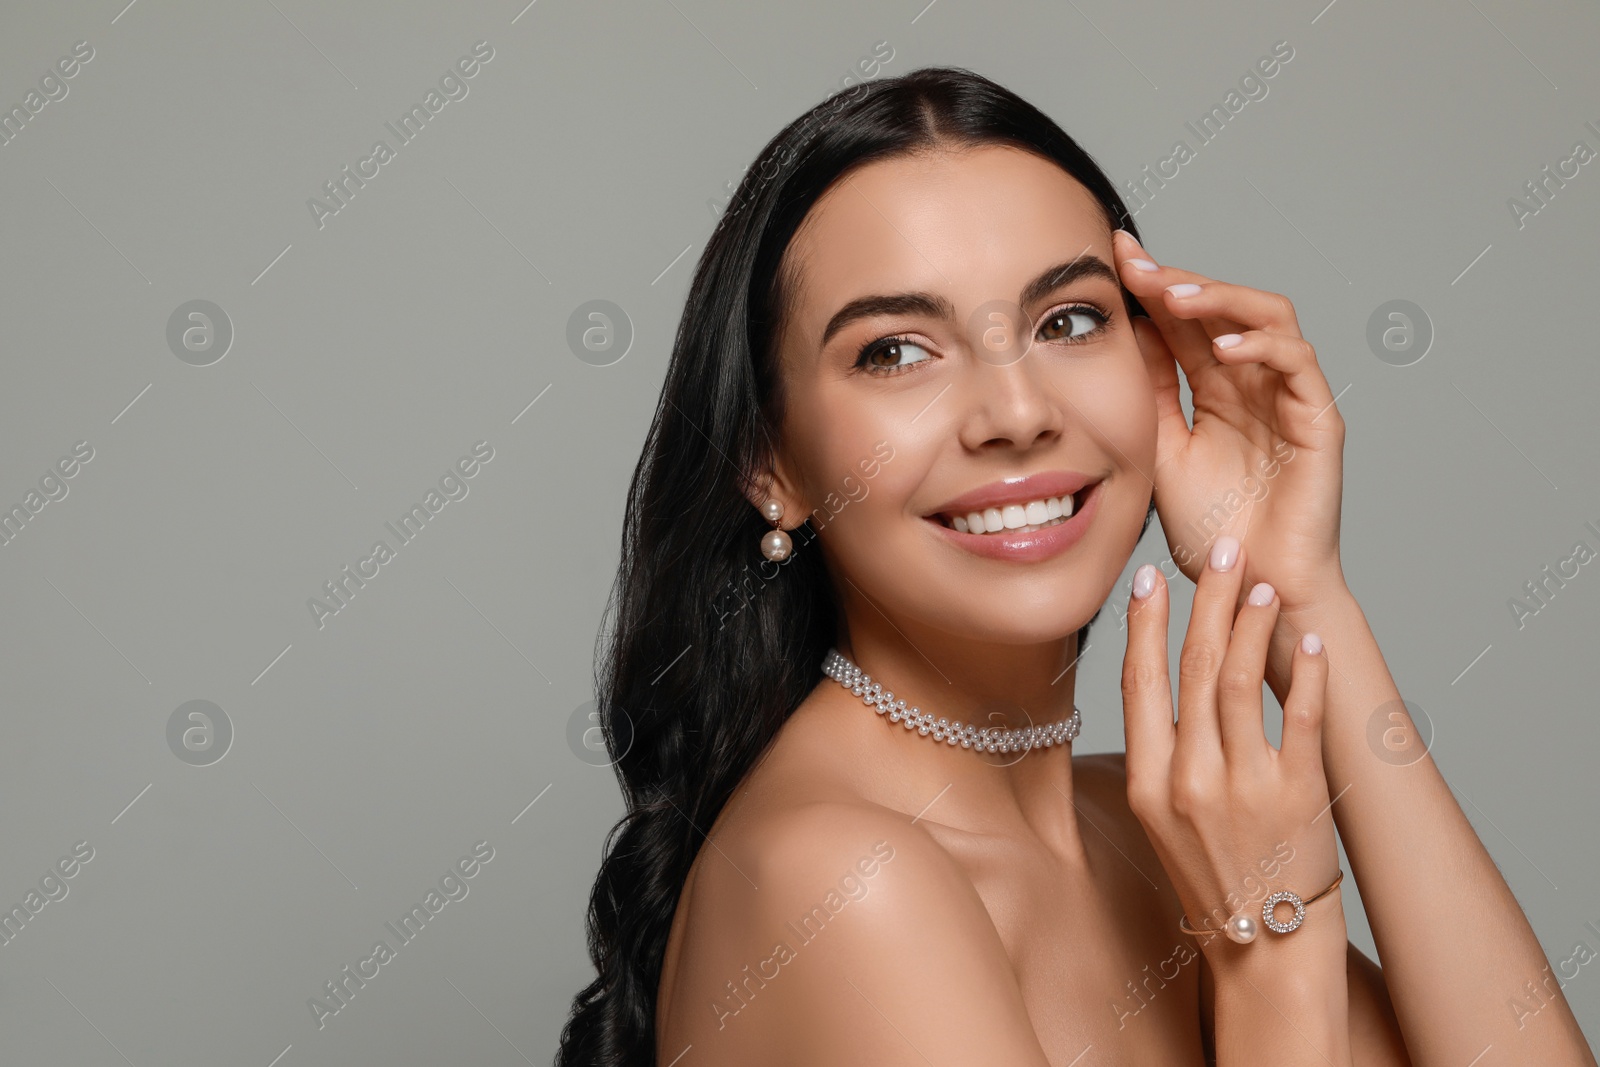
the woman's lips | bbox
[924,480,1104,563]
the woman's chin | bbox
[906,601,1100,648]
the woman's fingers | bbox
[1174,535,1247,756]
[1192,326,1336,415]
[1217,581,1279,770]
[1111,231,1339,415]
[1278,632,1330,775]
[1113,230,1221,384]
[1121,549,1339,946]
[1161,277,1303,336]
[1121,562,1175,802]
[1114,230,1299,336]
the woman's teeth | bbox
[944,493,1078,535]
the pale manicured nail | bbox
[1166,283,1201,298]
[1214,333,1243,349]
[1302,632,1323,654]
[1125,258,1159,272]
[1132,563,1157,599]
[1247,582,1275,606]
[1209,535,1239,572]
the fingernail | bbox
[1166,283,1201,298]
[1132,563,1157,599]
[1247,581,1274,606]
[1214,333,1243,349]
[1125,258,1159,272]
[1114,228,1136,241]
[1209,535,1239,572]
[1301,632,1322,654]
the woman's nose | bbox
[959,351,1063,451]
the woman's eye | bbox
[859,338,933,374]
[1037,307,1107,343]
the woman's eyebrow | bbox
[820,292,953,349]
[1018,256,1119,309]
[818,255,1121,350]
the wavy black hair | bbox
[556,65,1155,1067]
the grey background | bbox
[1,0,1596,1062]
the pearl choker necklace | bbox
[820,648,1081,755]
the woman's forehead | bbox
[780,147,1112,343]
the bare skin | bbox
[653,142,1590,1065]
[655,699,1401,1065]
[657,713,1199,1065]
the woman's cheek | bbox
[1094,361,1159,468]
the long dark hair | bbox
[556,65,1151,1067]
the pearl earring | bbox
[760,500,792,561]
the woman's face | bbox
[765,142,1159,647]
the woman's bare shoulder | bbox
[669,797,1054,1067]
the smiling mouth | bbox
[930,483,1098,535]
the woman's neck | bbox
[833,627,1083,735]
[813,630,1092,863]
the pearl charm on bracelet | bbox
[1224,913,1258,944]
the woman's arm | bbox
[1346,941,1411,1064]
[1201,939,1412,1066]
[1122,545,1354,1065]
[1258,582,1596,1066]
[1205,905,1354,1066]
[1106,229,1595,1064]
[729,798,1354,1066]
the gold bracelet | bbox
[1178,869,1344,944]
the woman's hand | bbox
[1112,229,1347,612]
[1121,533,1342,972]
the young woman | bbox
[555,67,1595,1066]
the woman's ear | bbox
[738,469,769,512]
[740,455,806,528]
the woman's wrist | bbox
[1200,899,1349,984]
[1184,859,1351,985]
[1262,578,1365,706]
[1270,560,1353,617]
[1205,907,1353,1065]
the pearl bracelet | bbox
[1179,869,1344,943]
